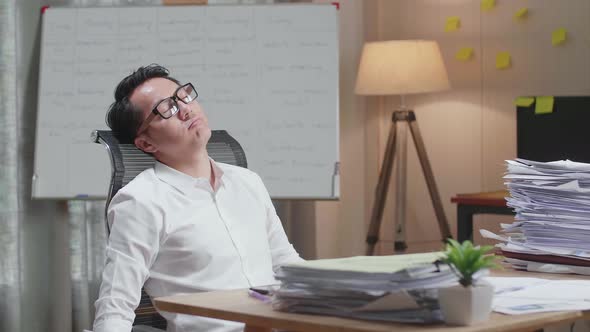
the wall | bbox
[366,0,590,252]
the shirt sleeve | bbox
[254,173,304,271]
[93,191,163,332]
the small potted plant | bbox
[438,239,499,325]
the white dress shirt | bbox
[92,159,302,332]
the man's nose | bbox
[177,102,192,120]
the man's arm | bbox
[254,174,304,271]
[93,192,163,332]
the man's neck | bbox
[158,150,212,182]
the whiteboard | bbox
[34,4,339,199]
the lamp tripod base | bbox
[394,241,408,252]
[365,110,452,256]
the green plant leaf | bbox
[441,240,499,287]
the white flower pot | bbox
[438,282,494,326]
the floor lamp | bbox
[355,40,453,255]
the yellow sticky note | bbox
[535,96,554,114]
[552,28,567,46]
[496,51,511,69]
[481,0,495,11]
[445,17,460,32]
[456,47,474,61]
[514,7,528,20]
[515,97,535,107]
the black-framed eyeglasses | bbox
[136,82,198,135]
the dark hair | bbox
[106,64,180,143]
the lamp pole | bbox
[394,95,408,253]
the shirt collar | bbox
[154,158,224,195]
[210,158,224,191]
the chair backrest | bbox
[92,129,247,330]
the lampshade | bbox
[355,40,450,96]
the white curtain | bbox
[68,201,107,332]
[0,1,22,331]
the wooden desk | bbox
[451,190,514,243]
[155,271,590,332]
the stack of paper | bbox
[272,252,458,323]
[482,158,590,274]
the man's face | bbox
[131,77,211,158]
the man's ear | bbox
[135,134,158,154]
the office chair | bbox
[92,129,247,332]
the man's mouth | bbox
[187,117,202,130]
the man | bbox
[92,64,302,332]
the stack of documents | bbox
[272,252,458,323]
[482,158,590,274]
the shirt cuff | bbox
[93,317,133,332]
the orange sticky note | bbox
[456,47,474,61]
[514,7,528,20]
[481,0,495,11]
[496,52,511,69]
[445,17,460,32]
[515,97,535,107]
[535,96,554,114]
[552,28,567,46]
